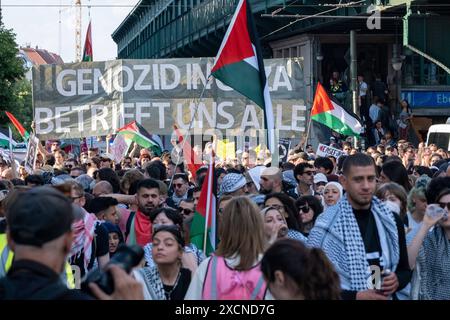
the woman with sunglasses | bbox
[409,188,450,299]
[295,196,323,237]
[142,208,204,273]
[264,193,306,242]
[133,225,192,300]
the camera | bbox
[80,244,144,295]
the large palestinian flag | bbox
[82,21,93,62]
[311,82,362,137]
[211,0,275,153]
[117,121,163,155]
[190,155,216,255]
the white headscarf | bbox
[323,181,344,210]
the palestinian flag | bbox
[5,111,30,141]
[0,131,17,148]
[211,0,275,153]
[311,82,362,137]
[190,155,216,256]
[117,121,163,155]
[173,124,202,180]
[82,21,93,62]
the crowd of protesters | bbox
[1,127,450,301]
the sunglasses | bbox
[179,208,193,215]
[438,202,450,210]
[65,164,73,169]
[299,205,310,214]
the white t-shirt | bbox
[359,81,368,97]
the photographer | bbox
[0,186,143,300]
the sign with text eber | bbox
[32,58,307,140]
[316,143,344,159]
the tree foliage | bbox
[0,25,31,139]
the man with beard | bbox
[125,179,161,247]
[308,153,411,300]
[259,167,283,194]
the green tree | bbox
[0,25,30,140]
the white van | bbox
[426,124,450,151]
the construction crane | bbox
[75,0,82,62]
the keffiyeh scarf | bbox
[412,226,450,300]
[137,266,167,300]
[70,208,97,271]
[308,196,400,291]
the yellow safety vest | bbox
[0,233,75,289]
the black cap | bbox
[6,186,74,247]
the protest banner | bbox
[110,134,130,163]
[32,58,306,141]
[278,138,291,162]
[316,143,344,159]
[24,134,39,173]
[216,139,236,160]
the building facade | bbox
[112,0,450,147]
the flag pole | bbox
[202,153,213,254]
[304,107,313,147]
[168,75,211,192]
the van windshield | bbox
[428,132,450,151]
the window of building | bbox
[402,52,450,86]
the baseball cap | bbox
[314,173,328,184]
[6,186,75,247]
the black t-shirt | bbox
[341,207,412,300]
[69,223,109,277]
[162,268,191,300]
[354,208,384,270]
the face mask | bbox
[384,200,401,215]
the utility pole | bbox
[350,30,359,149]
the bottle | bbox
[425,204,446,220]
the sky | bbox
[2,0,140,62]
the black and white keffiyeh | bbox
[308,195,400,291]
[136,266,167,300]
[411,226,450,300]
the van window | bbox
[428,132,450,151]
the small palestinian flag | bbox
[311,82,362,137]
[211,0,275,153]
[190,154,216,256]
[5,111,30,141]
[82,21,93,62]
[117,121,163,155]
[173,124,202,180]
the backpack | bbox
[202,255,266,300]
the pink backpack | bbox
[202,255,267,300]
